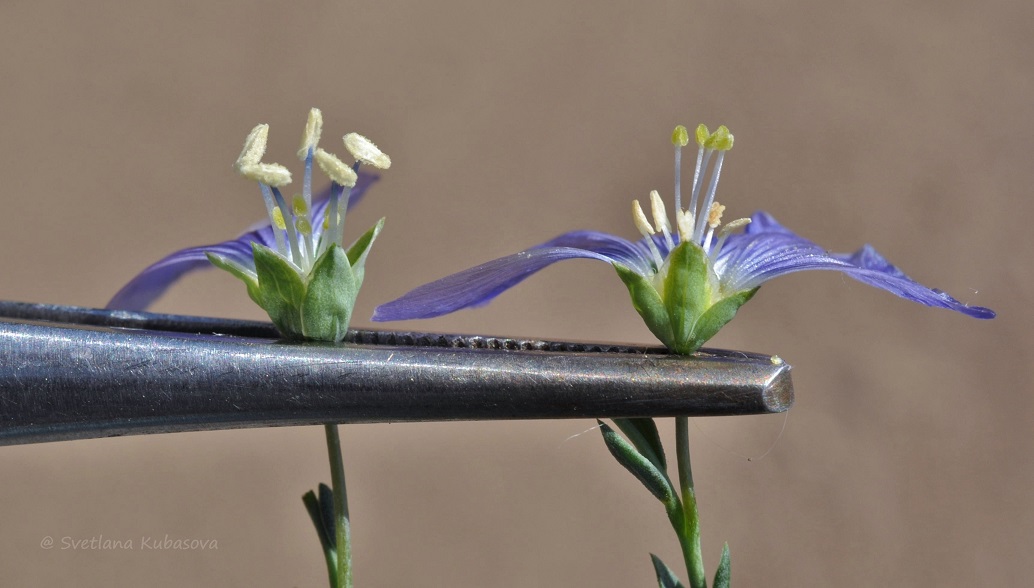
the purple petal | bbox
[372,242,634,321]
[716,212,995,319]
[531,230,658,275]
[106,173,378,311]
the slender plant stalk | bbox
[324,424,352,588]
[676,416,707,588]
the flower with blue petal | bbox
[372,123,993,354]
[108,108,390,343]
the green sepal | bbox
[301,244,360,343]
[344,217,386,278]
[687,287,758,351]
[663,242,711,354]
[713,542,731,588]
[614,263,675,350]
[650,554,687,588]
[251,243,307,337]
[206,252,261,306]
[598,420,675,506]
[613,417,667,472]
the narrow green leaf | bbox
[303,490,333,552]
[303,487,339,588]
[713,543,731,588]
[598,420,675,505]
[318,483,337,549]
[662,242,711,353]
[613,417,667,472]
[650,554,687,588]
[251,243,306,337]
[301,245,360,343]
[613,263,675,350]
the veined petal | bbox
[531,230,659,275]
[106,172,379,311]
[372,244,633,321]
[715,212,995,319]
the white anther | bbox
[344,133,391,169]
[675,209,694,242]
[707,202,726,229]
[632,200,656,237]
[718,218,751,237]
[649,191,671,234]
[236,124,269,170]
[315,148,358,187]
[240,162,292,187]
[298,108,324,160]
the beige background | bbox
[0,1,1029,586]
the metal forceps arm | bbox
[0,301,793,446]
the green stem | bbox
[676,416,706,588]
[325,424,352,588]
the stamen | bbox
[707,202,726,228]
[271,187,303,268]
[271,206,287,230]
[296,217,313,236]
[649,190,674,250]
[632,200,664,270]
[239,163,292,187]
[292,194,309,216]
[258,184,287,255]
[718,217,750,236]
[344,133,391,169]
[632,199,656,237]
[297,108,323,160]
[236,124,269,170]
[702,202,725,254]
[675,209,694,242]
[710,218,751,262]
[317,183,348,258]
[298,109,322,216]
[315,149,359,187]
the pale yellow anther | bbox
[718,217,751,237]
[632,200,656,237]
[322,211,341,231]
[292,194,309,216]
[695,124,710,147]
[344,133,391,169]
[271,206,287,230]
[297,108,324,160]
[707,202,726,229]
[239,162,292,187]
[675,209,694,240]
[314,148,358,187]
[671,125,690,147]
[296,217,313,236]
[236,124,269,170]
[649,190,671,234]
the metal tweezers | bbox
[0,300,793,446]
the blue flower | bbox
[106,174,378,311]
[372,124,993,354]
[108,108,390,343]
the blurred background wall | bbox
[0,0,1028,586]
